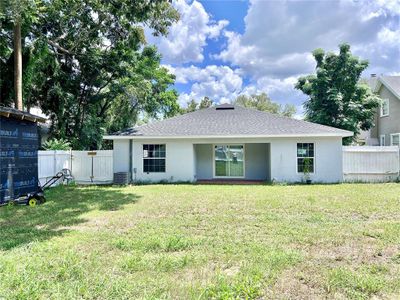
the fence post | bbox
[53,150,57,176]
[70,149,73,176]
[398,147,400,179]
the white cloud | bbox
[214,0,400,80]
[377,27,400,46]
[167,64,305,109]
[166,65,243,105]
[161,0,399,117]
[215,31,315,78]
[147,0,228,64]
[367,0,400,15]
[208,20,230,39]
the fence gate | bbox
[71,150,113,184]
[343,146,400,182]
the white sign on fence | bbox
[38,150,113,185]
[343,146,400,182]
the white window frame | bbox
[296,143,315,174]
[380,135,386,146]
[142,144,166,173]
[212,144,245,179]
[380,98,389,117]
[390,133,400,146]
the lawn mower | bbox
[5,169,73,207]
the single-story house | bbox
[104,104,352,183]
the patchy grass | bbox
[0,183,400,299]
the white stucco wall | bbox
[113,139,130,173]
[111,136,344,183]
[270,137,343,183]
[132,139,195,182]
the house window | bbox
[143,144,166,173]
[380,99,389,117]
[297,143,315,173]
[390,133,400,146]
[380,135,386,146]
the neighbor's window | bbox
[380,135,386,146]
[380,99,389,117]
[297,143,315,173]
[390,134,400,146]
[143,144,166,173]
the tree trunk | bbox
[14,20,23,110]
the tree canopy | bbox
[0,0,180,149]
[199,96,213,109]
[182,96,214,113]
[232,93,296,117]
[295,43,380,144]
[184,99,198,113]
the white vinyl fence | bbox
[343,146,400,182]
[71,150,113,183]
[38,150,71,186]
[39,147,400,185]
[38,150,113,185]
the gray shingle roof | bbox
[379,76,400,98]
[107,104,352,138]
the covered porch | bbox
[194,143,271,182]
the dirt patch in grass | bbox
[265,266,327,299]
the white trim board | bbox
[104,132,353,140]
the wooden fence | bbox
[38,150,113,185]
[343,146,399,182]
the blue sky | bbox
[147,0,400,117]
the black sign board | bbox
[0,116,39,204]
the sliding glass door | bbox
[214,145,244,177]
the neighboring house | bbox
[364,75,400,146]
[104,104,352,183]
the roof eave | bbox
[0,107,47,123]
[103,132,353,140]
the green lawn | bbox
[1,184,400,299]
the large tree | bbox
[183,99,198,113]
[0,0,39,108]
[0,0,180,149]
[296,43,380,144]
[182,96,213,113]
[199,96,213,109]
[233,93,296,117]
